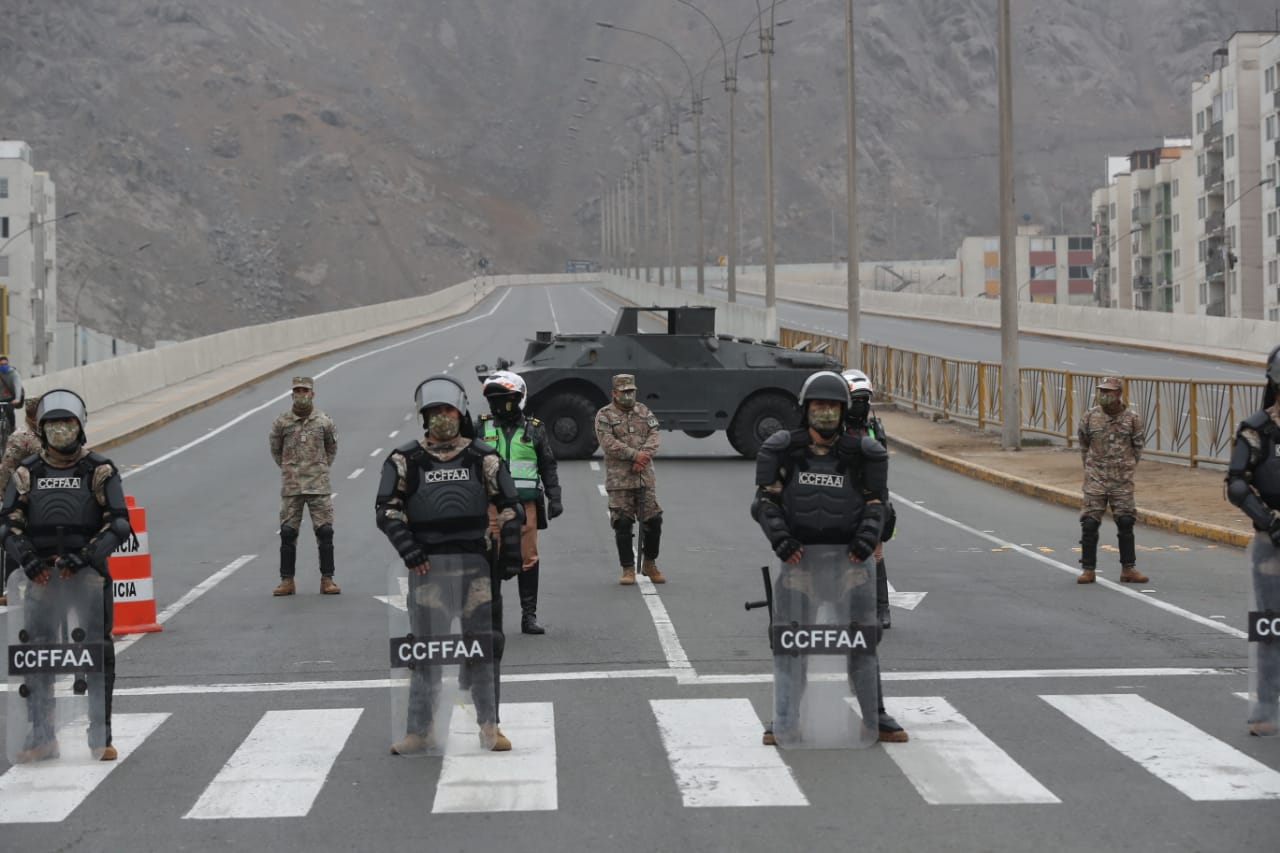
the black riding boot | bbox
[519,562,545,634]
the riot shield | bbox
[7,567,107,763]
[389,552,498,756]
[633,485,646,572]
[770,543,879,749]
[1246,536,1280,736]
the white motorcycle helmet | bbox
[842,369,874,399]
[482,369,528,415]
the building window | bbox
[0,216,7,239]
[1197,110,1206,134]
[1174,284,1181,302]
[0,256,7,277]
[1110,202,1116,220]
[1270,66,1277,92]
[983,238,999,252]
[984,264,998,279]
[1198,239,1206,262]
[1200,282,1207,304]
[1198,196,1206,219]
[1229,225,1237,248]
[0,177,7,199]
[1270,259,1278,285]
[1196,153,1205,176]
[1269,211,1278,237]
[1068,265,1091,278]
[1173,214,1180,233]
[1029,237,1055,251]
[1067,237,1093,250]
[1226,134,1236,159]
[1174,248,1181,267]
[1172,179,1179,198]
[1271,308,1279,321]
[1270,164,1277,183]
[1227,180,1236,204]
[1269,115,1277,141]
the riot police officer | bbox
[479,370,562,634]
[375,376,525,753]
[843,369,895,630]
[1226,345,1280,736]
[0,389,132,761]
[752,371,909,745]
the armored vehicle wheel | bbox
[728,393,795,459]
[539,392,600,459]
[683,429,715,439]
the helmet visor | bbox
[36,389,88,427]
[415,377,469,417]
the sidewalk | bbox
[878,405,1252,548]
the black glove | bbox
[401,546,427,570]
[772,537,803,561]
[850,504,886,561]
[547,498,564,520]
[21,554,42,580]
[58,552,92,574]
[1268,515,1280,548]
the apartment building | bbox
[1258,36,1280,320]
[1190,32,1270,318]
[0,141,61,372]
[956,225,1093,303]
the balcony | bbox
[1274,138,1280,158]
[1207,300,1226,317]
[1204,120,1223,150]
[1131,206,1152,224]
[1206,255,1226,278]
[1204,168,1224,192]
[1155,199,1165,217]
[1155,233,1165,251]
[1206,211,1225,234]
[1134,275,1153,291]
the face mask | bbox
[1097,392,1120,408]
[0,365,10,374]
[616,391,636,410]
[292,392,313,415]
[428,412,460,441]
[43,421,80,452]
[848,398,870,424]
[809,405,842,437]
[489,395,520,421]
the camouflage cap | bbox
[1097,376,1123,391]
[291,376,315,391]
[612,374,637,391]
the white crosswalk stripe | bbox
[650,698,808,808]
[185,708,363,820]
[0,713,170,824]
[1042,694,1280,801]
[432,702,557,813]
[881,697,1060,805]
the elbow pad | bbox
[858,437,888,496]
[752,489,791,545]
[87,514,132,568]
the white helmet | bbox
[842,369,874,398]
[482,369,527,408]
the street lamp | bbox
[751,2,792,310]
[0,210,80,255]
[73,241,150,367]
[596,21,708,294]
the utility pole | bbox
[762,20,777,308]
[998,0,1020,450]
[670,120,682,289]
[844,0,860,370]
[642,152,651,282]
[656,137,667,286]
[694,101,705,294]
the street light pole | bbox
[73,241,149,367]
[998,0,1019,451]
[641,150,652,282]
[0,210,79,255]
[754,1,786,310]
[844,0,859,369]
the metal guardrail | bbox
[777,326,1264,467]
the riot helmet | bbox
[842,369,874,427]
[1266,345,1280,407]
[798,370,850,437]
[482,369,527,421]
[36,389,88,452]
[414,375,474,438]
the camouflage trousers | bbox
[607,485,662,525]
[1080,490,1136,522]
[279,493,335,530]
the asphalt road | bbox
[0,284,1274,852]
[719,285,1261,382]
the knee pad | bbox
[642,514,662,534]
[280,525,300,546]
[1081,517,1101,536]
[611,516,634,534]
[1115,515,1136,534]
[315,524,334,545]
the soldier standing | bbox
[0,355,24,448]
[478,370,563,635]
[1226,345,1280,737]
[0,399,43,606]
[595,374,665,585]
[269,376,340,596]
[1076,376,1148,585]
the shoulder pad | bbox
[84,451,111,466]
[1241,410,1273,432]
[470,437,498,456]
[761,429,798,453]
[859,436,888,462]
[19,452,40,467]
[394,439,423,456]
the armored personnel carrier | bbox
[476,304,843,459]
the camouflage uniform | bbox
[268,376,339,591]
[595,374,665,583]
[1076,376,1147,583]
[0,401,41,604]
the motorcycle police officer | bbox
[1226,345,1280,736]
[0,389,132,761]
[478,370,563,635]
[375,375,525,753]
[751,371,909,745]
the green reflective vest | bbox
[482,419,541,500]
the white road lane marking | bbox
[582,286,621,316]
[115,555,256,656]
[590,461,600,471]
[639,575,694,681]
[370,448,383,457]
[432,703,557,813]
[545,287,561,334]
[185,708,363,819]
[0,713,170,823]
[122,290,512,480]
[347,468,364,479]
[886,579,927,611]
[597,484,607,496]
[880,697,1060,805]
[892,492,1249,640]
[1042,694,1280,800]
[651,698,808,808]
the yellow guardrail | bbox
[778,325,1264,467]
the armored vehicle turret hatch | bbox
[476,304,842,459]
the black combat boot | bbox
[519,562,545,634]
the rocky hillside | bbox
[0,0,1271,342]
